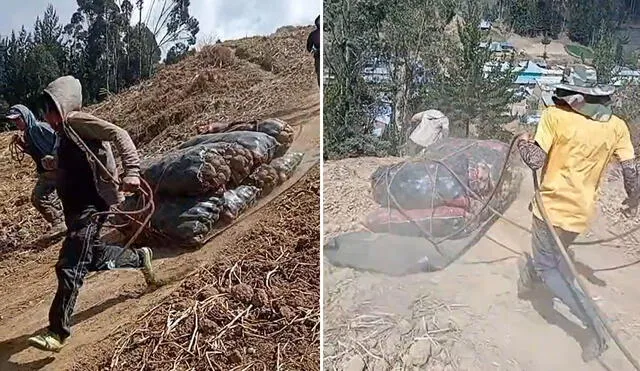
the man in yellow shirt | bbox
[516,78,638,362]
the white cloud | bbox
[1,0,320,57]
[134,0,321,48]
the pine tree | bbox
[430,0,516,140]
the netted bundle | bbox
[271,152,304,181]
[246,164,279,197]
[179,131,278,165]
[367,138,522,240]
[325,138,524,276]
[205,142,258,186]
[122,185,261,248]
[141,144,232,197]
[196,118,295,157]
[245,152,304,197]
[149,195,226,248]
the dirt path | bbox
[0,93,319,371]
[323,158,640,371]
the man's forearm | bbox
[621,159,638,199]
[517,140,547,170]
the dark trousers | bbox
[314,54,320,86]
[531,216,606,340]
[48,204,143,340]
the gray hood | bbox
[43,76,82,119]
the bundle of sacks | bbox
[121,118,303,248]
[364,137,522,239]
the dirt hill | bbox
[0,25,320,370]
[323,157,640,371]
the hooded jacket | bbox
[43,76,140,206]
[10,104,57,173]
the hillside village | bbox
[324,15,640,141]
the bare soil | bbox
[323,157,640,371]
[71,165,320,371]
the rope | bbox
[62,124,156,252]
[533,171,640,370]
[9,137,26,163]
[379,133,640,368]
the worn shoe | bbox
[517,252,540,296]
[139,247,157,285]
[582,333,609,362]
[27,332,65,352]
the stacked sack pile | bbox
[364,137,522,240]
[121,118,303,248]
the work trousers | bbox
[31,173,64,226]
[314,53,320,86]
[531,216,606,341]
[48,204,144,340]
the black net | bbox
[196,118,296,157]
[246,152,304,197]
[178,131,278,164]
[142,131,280,197]
[141,144,232,197]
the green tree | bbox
[146,0,200,66]
[323,0,392,159]
[593,25,617,84]
[430,0,516,140]
[380,0,449,151]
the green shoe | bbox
[140,247,157,285]
[27,332,65,352]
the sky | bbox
[0,0,321,47]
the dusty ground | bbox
[71,165,320,371]
[323,157,640,371]
[0,26,320,370]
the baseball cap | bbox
[5,108,21,120]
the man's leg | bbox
[31,175,66,231]
[29,207,96,351]
[530,216,608,361]
[29,207,154,352]
[315,54,320,87]
[88,220,155,284]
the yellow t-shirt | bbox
[532,106,635,233]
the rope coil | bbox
[9,137,26,163]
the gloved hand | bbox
[121,175,141,193]
[516,131,533,143]
[41,155,58,170]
